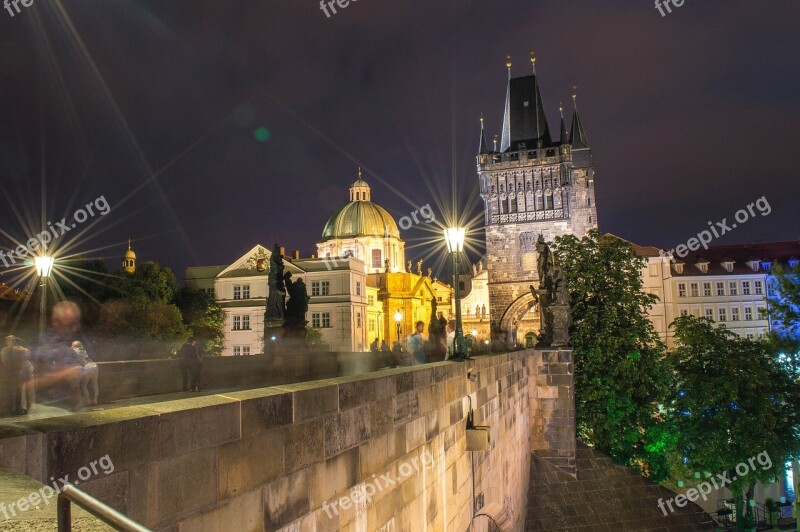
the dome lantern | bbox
[349,167,371,202]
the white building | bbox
[632,240,800,348]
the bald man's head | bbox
[51,301,81,337]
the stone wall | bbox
[526,442,714,531]
[0,350,554,531]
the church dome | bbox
[321,173,400,241]
[321,201,400,241]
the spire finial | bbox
[493,134,498,152]
[530,50,536,73]
[358,167,363,180]
[572,85,578,104]
[559,101,564,118]
[505,54,512,71]
[480,113,484,127]
[128,239,131,251]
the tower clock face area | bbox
[479,60,597,342]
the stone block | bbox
[309,447,359,509]
[226,388,293,437]
[276,382,339,423]
[285,419,325,474]
[177,488,263,532]
[264,467,310,531]
[324,405,370,459]
[157,447,217,526]
[149,396,240,459]
[218,429,285,500]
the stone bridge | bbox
[0,350,711,531]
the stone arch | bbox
[498,291,540,343]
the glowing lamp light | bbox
[443,227,466,253]
[35,256,54,277]
[471,329,478,337]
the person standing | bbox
[408,321,427,364]
[179,337,203,392]
[72,341,99,406]
[445,321,456,360]
[369,338,379,353]
[1,336,33,415]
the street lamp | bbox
[394,310,403,348]
[35,255,54,278]
[444,226,468,360]
[35,254,54,333]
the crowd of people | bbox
[0,301,100,416]
[369,318,459,366]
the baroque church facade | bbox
[478,54,597,342]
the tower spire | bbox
[500,54,512,152]
[530,50,536,74]
[569,86,590,150]
[478,114,489,154]
[559,102,568,145]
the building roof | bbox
[501,73,553,152]
[321,199,400,242]
[669,241,800,276]
[569,96,590,150]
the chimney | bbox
[294,250,300,260]
[279,246,285,257]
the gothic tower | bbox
[478,53,598,341]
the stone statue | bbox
[416,259,423,276]
[407,260,412,273]
[285,276,310,329]
[265,244,286,326]
[532,237,571,347]
[427,267,433,278]
[384,258,390,273]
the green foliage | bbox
[553,230,673,479]
[667,315,800,521]
[175,288,225,357]
[764,263,800,374]
[305,328,327,349]
[95,296,188,358]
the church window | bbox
[321,281,330,296]
[545,193,553,210]
[357,312,362,327]
[499,199,505,215]
[371,249,382,268]
[526,181,532,190]
[356,192,360,200]
[500,184,504,193]
[311,281,320,296]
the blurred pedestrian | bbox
[34,301,86,410]
[72,341,99,406]
[178,337,203,392]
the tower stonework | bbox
[479,57,598,341]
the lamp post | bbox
[444,227,467,360]
[394,310,403,348]
[35,254,54,333]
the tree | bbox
[765,263,800,374]
[764,262,800,531]
[667,316,800,530]
[553,230,673,479]
[175,288,224,357]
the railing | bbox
[57,484,151,532]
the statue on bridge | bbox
[531,235,571,348]
[265,244,287,328]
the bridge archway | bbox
[498,292,540,347]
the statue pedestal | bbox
[551,305,571,347]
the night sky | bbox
[1,1,799,282]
